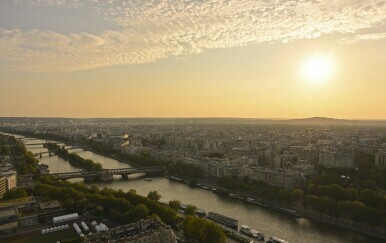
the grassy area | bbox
[0,197,34,207]
[8,229,80,243]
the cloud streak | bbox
[2,0,386,72]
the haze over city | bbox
[0,0,385,119]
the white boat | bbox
[144,177,152,182]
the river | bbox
[4,133,383,243]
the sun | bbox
[301,55,334,84]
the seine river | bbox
[5,133,382,243]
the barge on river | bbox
[206,212,238,230]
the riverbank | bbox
[165,176,386,241]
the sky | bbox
[0,0,385,119]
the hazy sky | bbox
[0,0,385,119]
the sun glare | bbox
[301,55,334,84]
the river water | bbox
[4,133,383,243]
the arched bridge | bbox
[49,166,166,181]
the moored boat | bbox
[206,212,238,230]
[246,198,269,208]
[239,225,265,241]
[271,206,301,217]
[229,193,245,200]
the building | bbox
[240,167,306,191]
[319,150,354,169]
[103,134,129,151]
[0,208,18,232]
[0,170,17,191]
[0,176,6,199]
[38,200,61,212]
[83,218,177,243]
[375,149,386,167]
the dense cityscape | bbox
[0,118,385,242]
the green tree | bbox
[132,204,149,220]
[169,200,181,211]
[185,204,197,216]
[202,220,226,243]
[2,188,28,200]
[183,216,226,243]
[147,191,161,202]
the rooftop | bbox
[38,200,61,210]
[0,208,17,218]
[84,218,176,242]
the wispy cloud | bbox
[2,0,386,72]
[341,32,386,43]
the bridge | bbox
[33,147,82,158]
[25,142,49,146]
[49,166,166,181]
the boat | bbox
[271,206,301,217]
[266,236,289,243]
[195,209,207,217]
[250,229,265,241]
[144,177,152,182]
[206,212,238,230]
[239,225,265,241]
[168,176,183,182]
[246,198,270,208]
[229,193,245,200]
[198,185,210,190]
[182,180,190,185]
[240,226,265,241]
[215,188,229,195]
[211,188,217,192]
[180,204,187,210]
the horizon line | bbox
[1,116,386,121]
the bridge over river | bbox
[33,147,82,158]
[46,166,166,181]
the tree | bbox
[185,204,197,216]
[291,189,304,201]
[147,191,161,202]
[169,200,181,211]
[132,204,149,220]
[2,188,28,200]
[359,189,378,208]
[183,216,226,243]
[202,221,226,243]
[345,188,358,201]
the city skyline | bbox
[1,0,386,119]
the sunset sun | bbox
[301,55,334,84]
